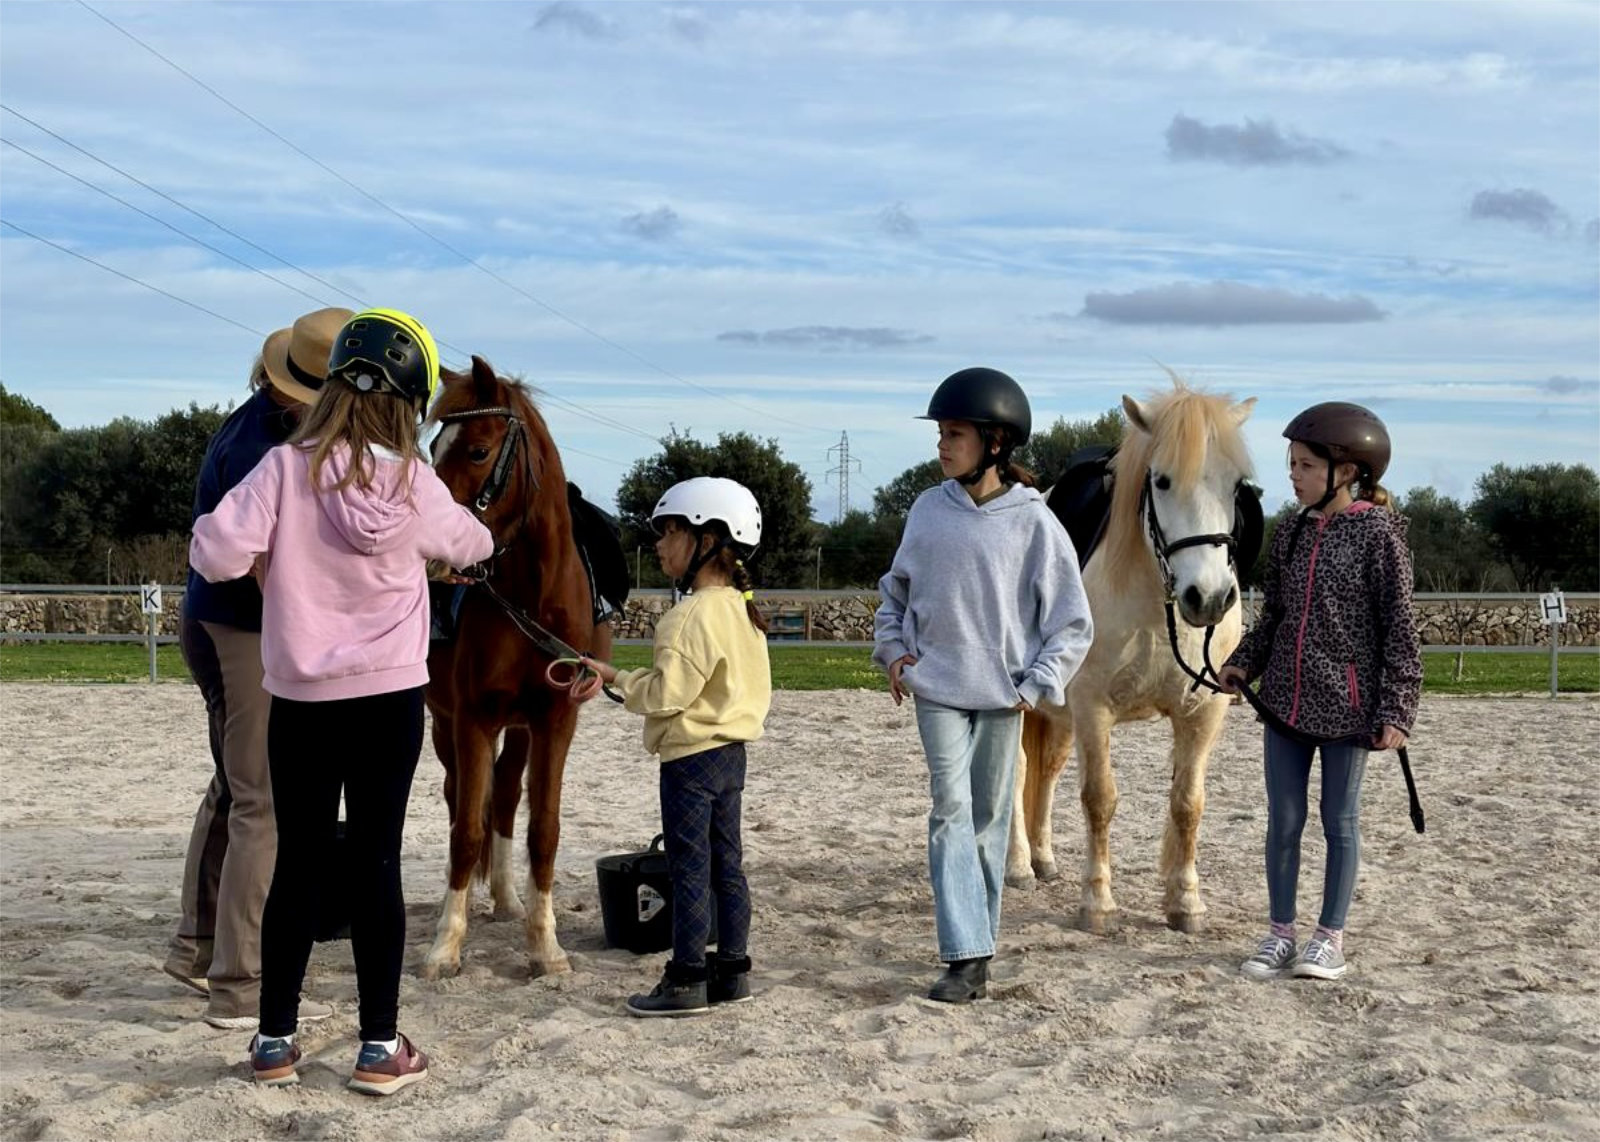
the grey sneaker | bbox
[1239,933,1298,980]
[1291,935,1347,980]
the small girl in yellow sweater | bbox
[581,477,772,1016]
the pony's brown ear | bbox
[470,355,498,402]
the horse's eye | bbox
[1153,473,1172,491]
[469,446,491,463]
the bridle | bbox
[431,403,618,704]
[1140,469,1239,602]
[1140,468,1241,700]
[434,405,534,516]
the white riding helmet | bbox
[650,477,763,552]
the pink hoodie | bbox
[190,442,493,701]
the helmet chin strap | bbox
[675,533,731,597]
[1310,458,1363,511]
[958,434,1010,486]
[957,455,997,486]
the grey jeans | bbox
[1262,724,1369,931]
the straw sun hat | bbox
[261,307,354,404]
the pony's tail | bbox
[732,559,768,633]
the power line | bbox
[2,218,267,337]
[1,135,337,311]
[0,107,656,450]
[75,0,833,436]
[0,102,367,308]
[1,218,630,467]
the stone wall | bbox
[4,589,1596,647]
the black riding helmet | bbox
[918,367,1033,444]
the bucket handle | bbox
[617,835,667,875]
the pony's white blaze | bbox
[1010,379,1255,935]
[430,423,461,466]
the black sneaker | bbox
[708,955,753,1005]
[626,962,710,1018]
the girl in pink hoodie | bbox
[190,310,491,1095]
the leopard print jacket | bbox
[1226,500,1422,741]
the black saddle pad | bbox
[1045,443,1118,569]
[568,483,629,621]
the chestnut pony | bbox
[421,356,610,978]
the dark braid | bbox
[705,547,768,632]
[981,425,1036,488]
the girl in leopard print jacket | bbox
[1219,402,1422,985]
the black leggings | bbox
[259,688,423,1041]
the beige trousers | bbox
[164,620,277,1018]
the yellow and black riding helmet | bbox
[325,308,440,411]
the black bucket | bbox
[595,835,716,954]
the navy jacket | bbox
[183,387,298,631]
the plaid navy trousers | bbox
[659,742,750,968]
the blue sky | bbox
[2,0,1596,518]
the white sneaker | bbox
[1291,935,1347,980]
[1239,933,1298,980]
[204,998,334,1030]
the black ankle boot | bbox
[708,955,753,1005]
[927,957,989,1004]
[626,960,710,1018]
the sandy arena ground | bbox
[1,683,1597,1141]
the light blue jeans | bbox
[1263,724,1369,931]
[914,697,1023,962]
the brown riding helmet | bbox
[1283,401,1390,484]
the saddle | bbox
[429,484,630,643]
[1045,443,1265,577]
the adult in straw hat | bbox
[163,308,351,1029]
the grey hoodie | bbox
[874,480,1094,711]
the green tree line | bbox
[3,384,1595,592]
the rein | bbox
[463,565,622,704]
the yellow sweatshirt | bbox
[613,586,772,762]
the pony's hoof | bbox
[1079,908,1119,935]
[1165,911,1206,934]
[491,901,528,921]
[1033,860,1060,883]
[1004,871,1036,891]
[420,957,460,981]
[528,955,571,979]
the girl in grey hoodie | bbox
[874,368,1094,1003]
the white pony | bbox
[1008,380,1256,933]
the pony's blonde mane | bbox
[1099,380,1252,585]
